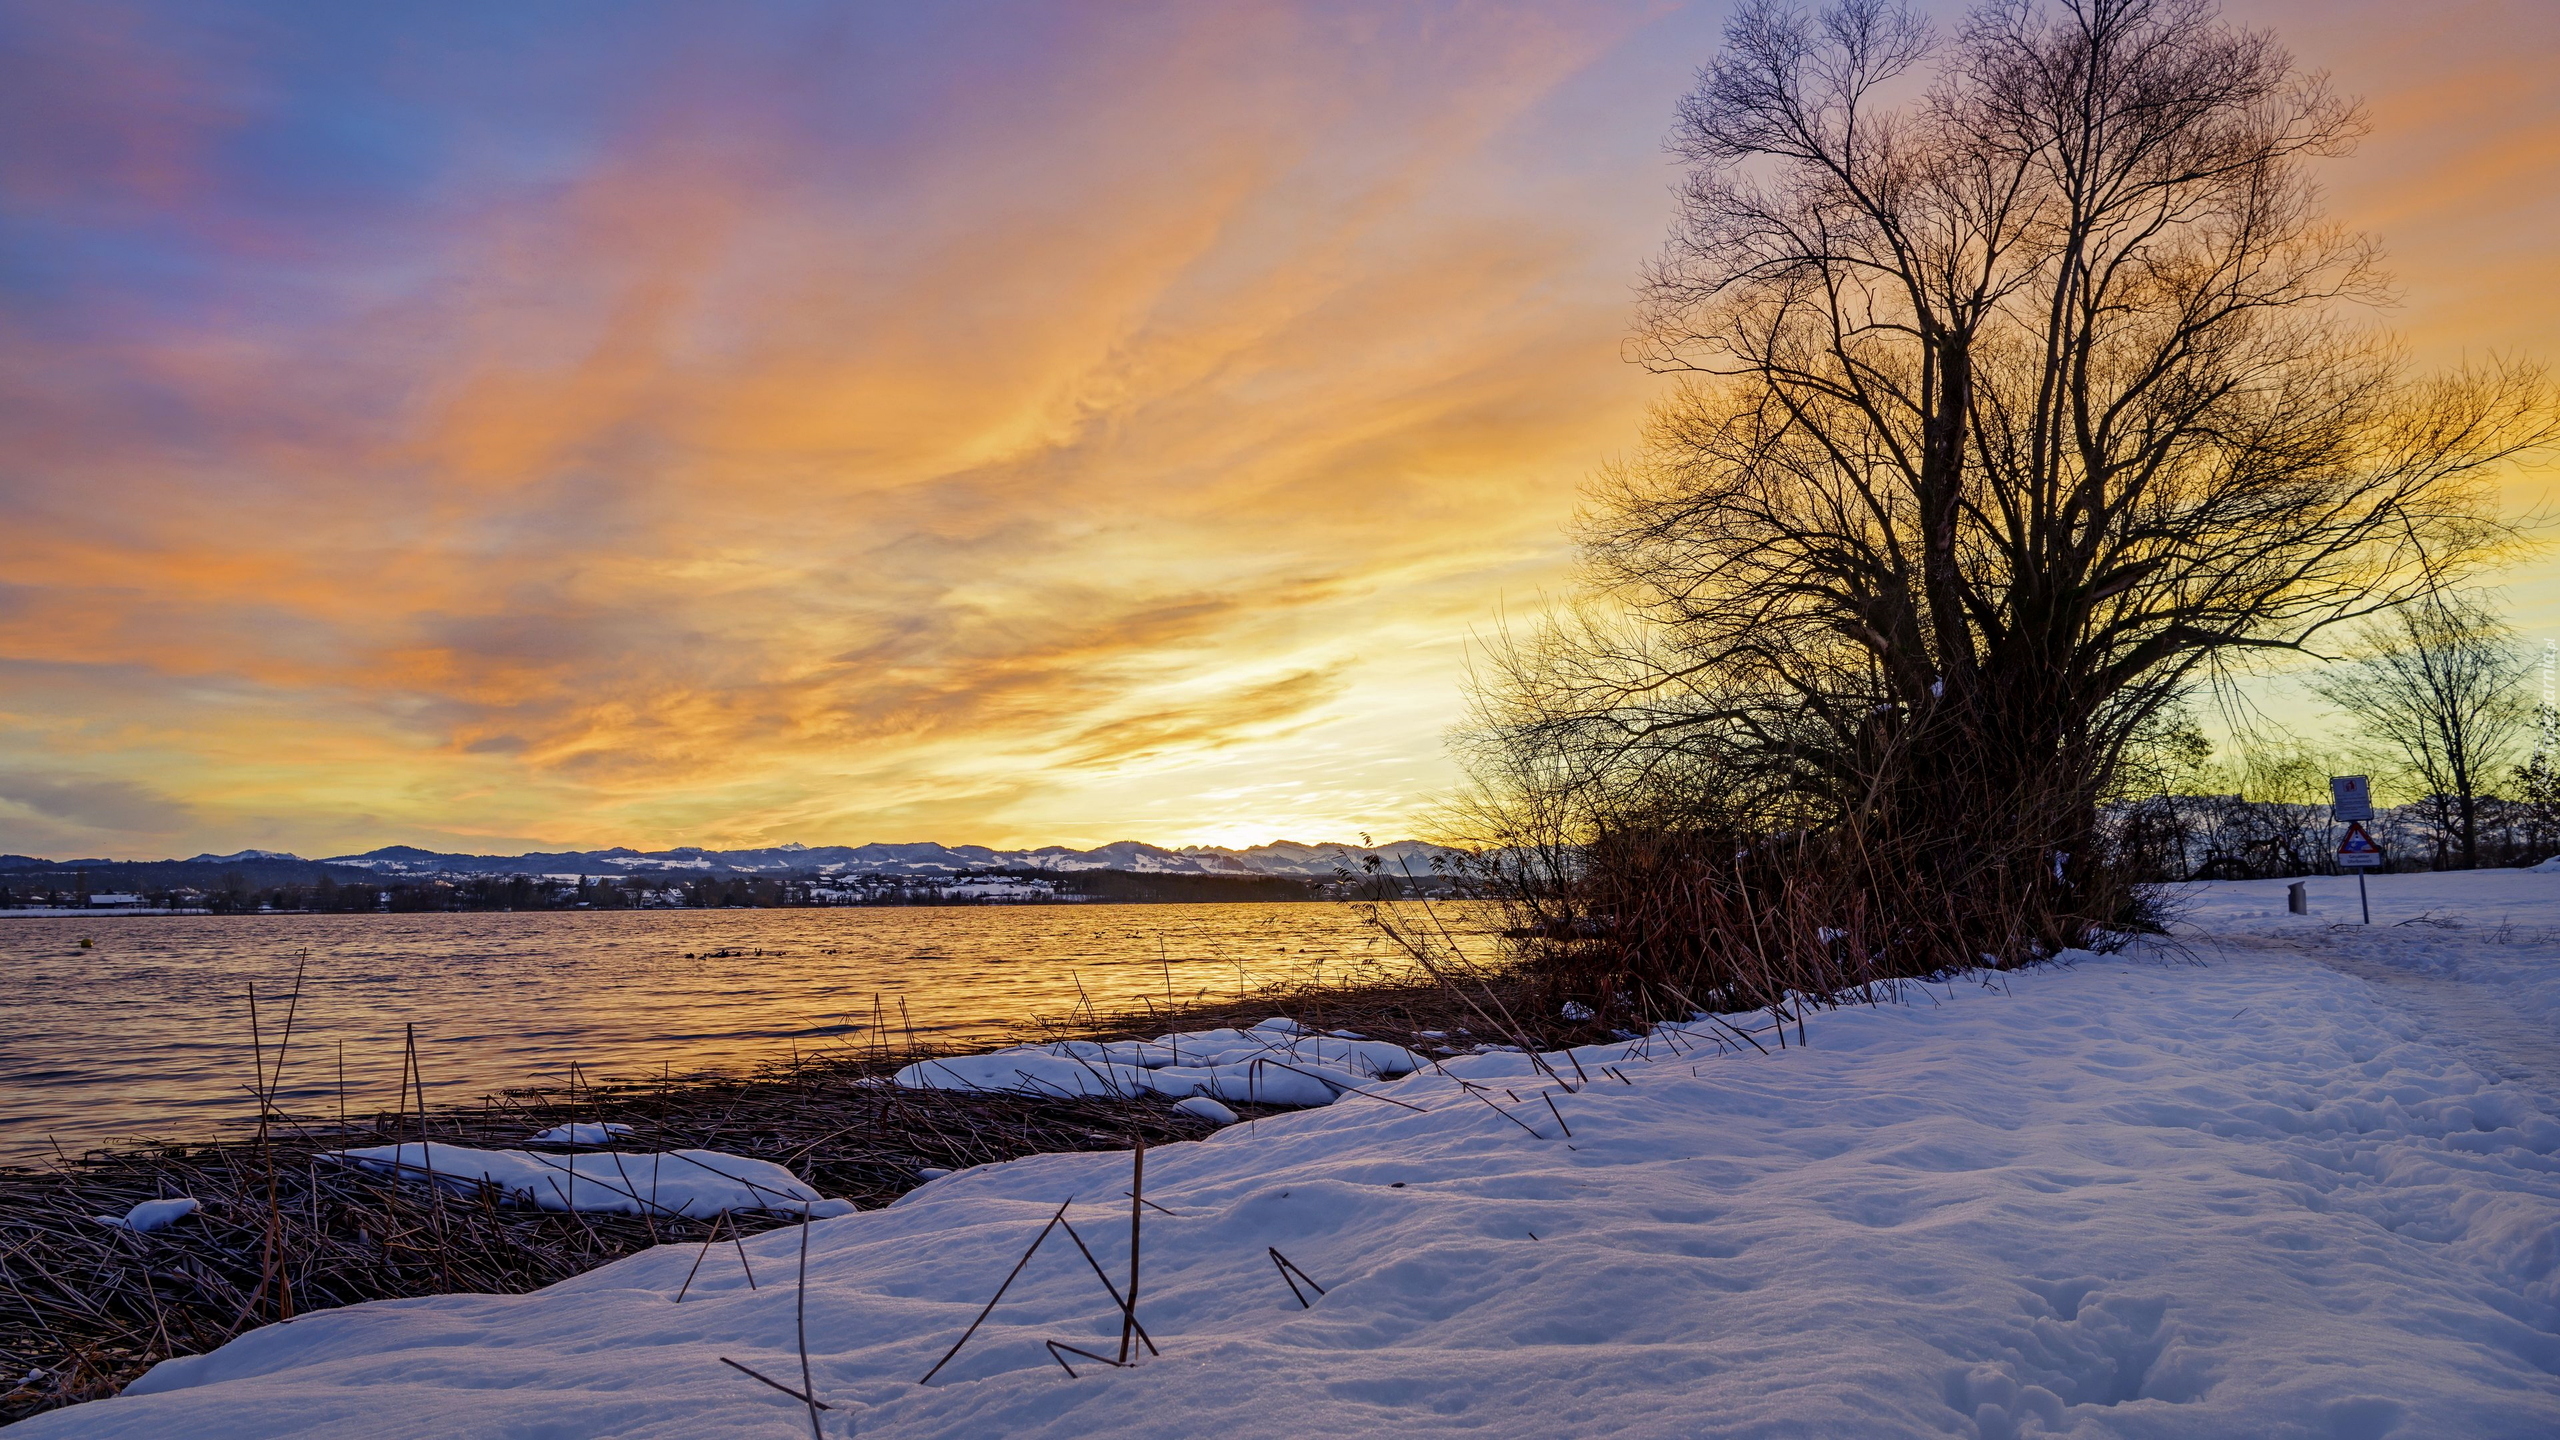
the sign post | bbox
[2332,774,2379,923]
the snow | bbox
[2169,869,2560,1085]
[20,869,2560,1438]
[1171,1096,1238,1125]
[92,1197,198,1232]
[325,1144,858,1219]
[892,1019,1426,1109]
[528,1122,632,1145]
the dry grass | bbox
[0,1043,1209,1423]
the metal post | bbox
[2358,871,2369,925]
[1119,1143,1145,1365]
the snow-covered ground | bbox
[2174,869,2560,1095]
[19,871,2560,1438]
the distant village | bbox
[0,837,1470,913]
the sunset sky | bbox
[4,0,2556,861]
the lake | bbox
[0,903,1497,1167]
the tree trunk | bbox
[1920,337,1976,689]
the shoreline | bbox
[0,908,208,917]
[0,897,1344,916]
[1,968,1558,1426]
[0,1032,1214,1424]
[4,899,1517,1173]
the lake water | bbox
[0,903,1496,1167]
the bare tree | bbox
[1466,0,2553,971]
[2311,596,2530,868]
[2187,738,2338,878]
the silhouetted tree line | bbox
[2109,601,2560,881]
[2111,791,2559,882]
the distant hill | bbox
[311,838,1460,879]
[1,838,1461,882]
[0,854,381,890]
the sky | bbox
[2,0,2555,861]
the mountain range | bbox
[109,838,1464,881]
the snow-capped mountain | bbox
[305,838,1458,879]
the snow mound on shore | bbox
[526,1121,630,1145]
[93,1197,198,1232]
[894,1018,1426,1107]
[327,1143,855,1218]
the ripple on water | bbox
[0,903,1491,1165]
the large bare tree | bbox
[1469,0,2552,965]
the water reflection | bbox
[0,903,1495,1165]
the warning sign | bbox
[2337,820,2383,870]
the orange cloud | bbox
[0,0,1675,856]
